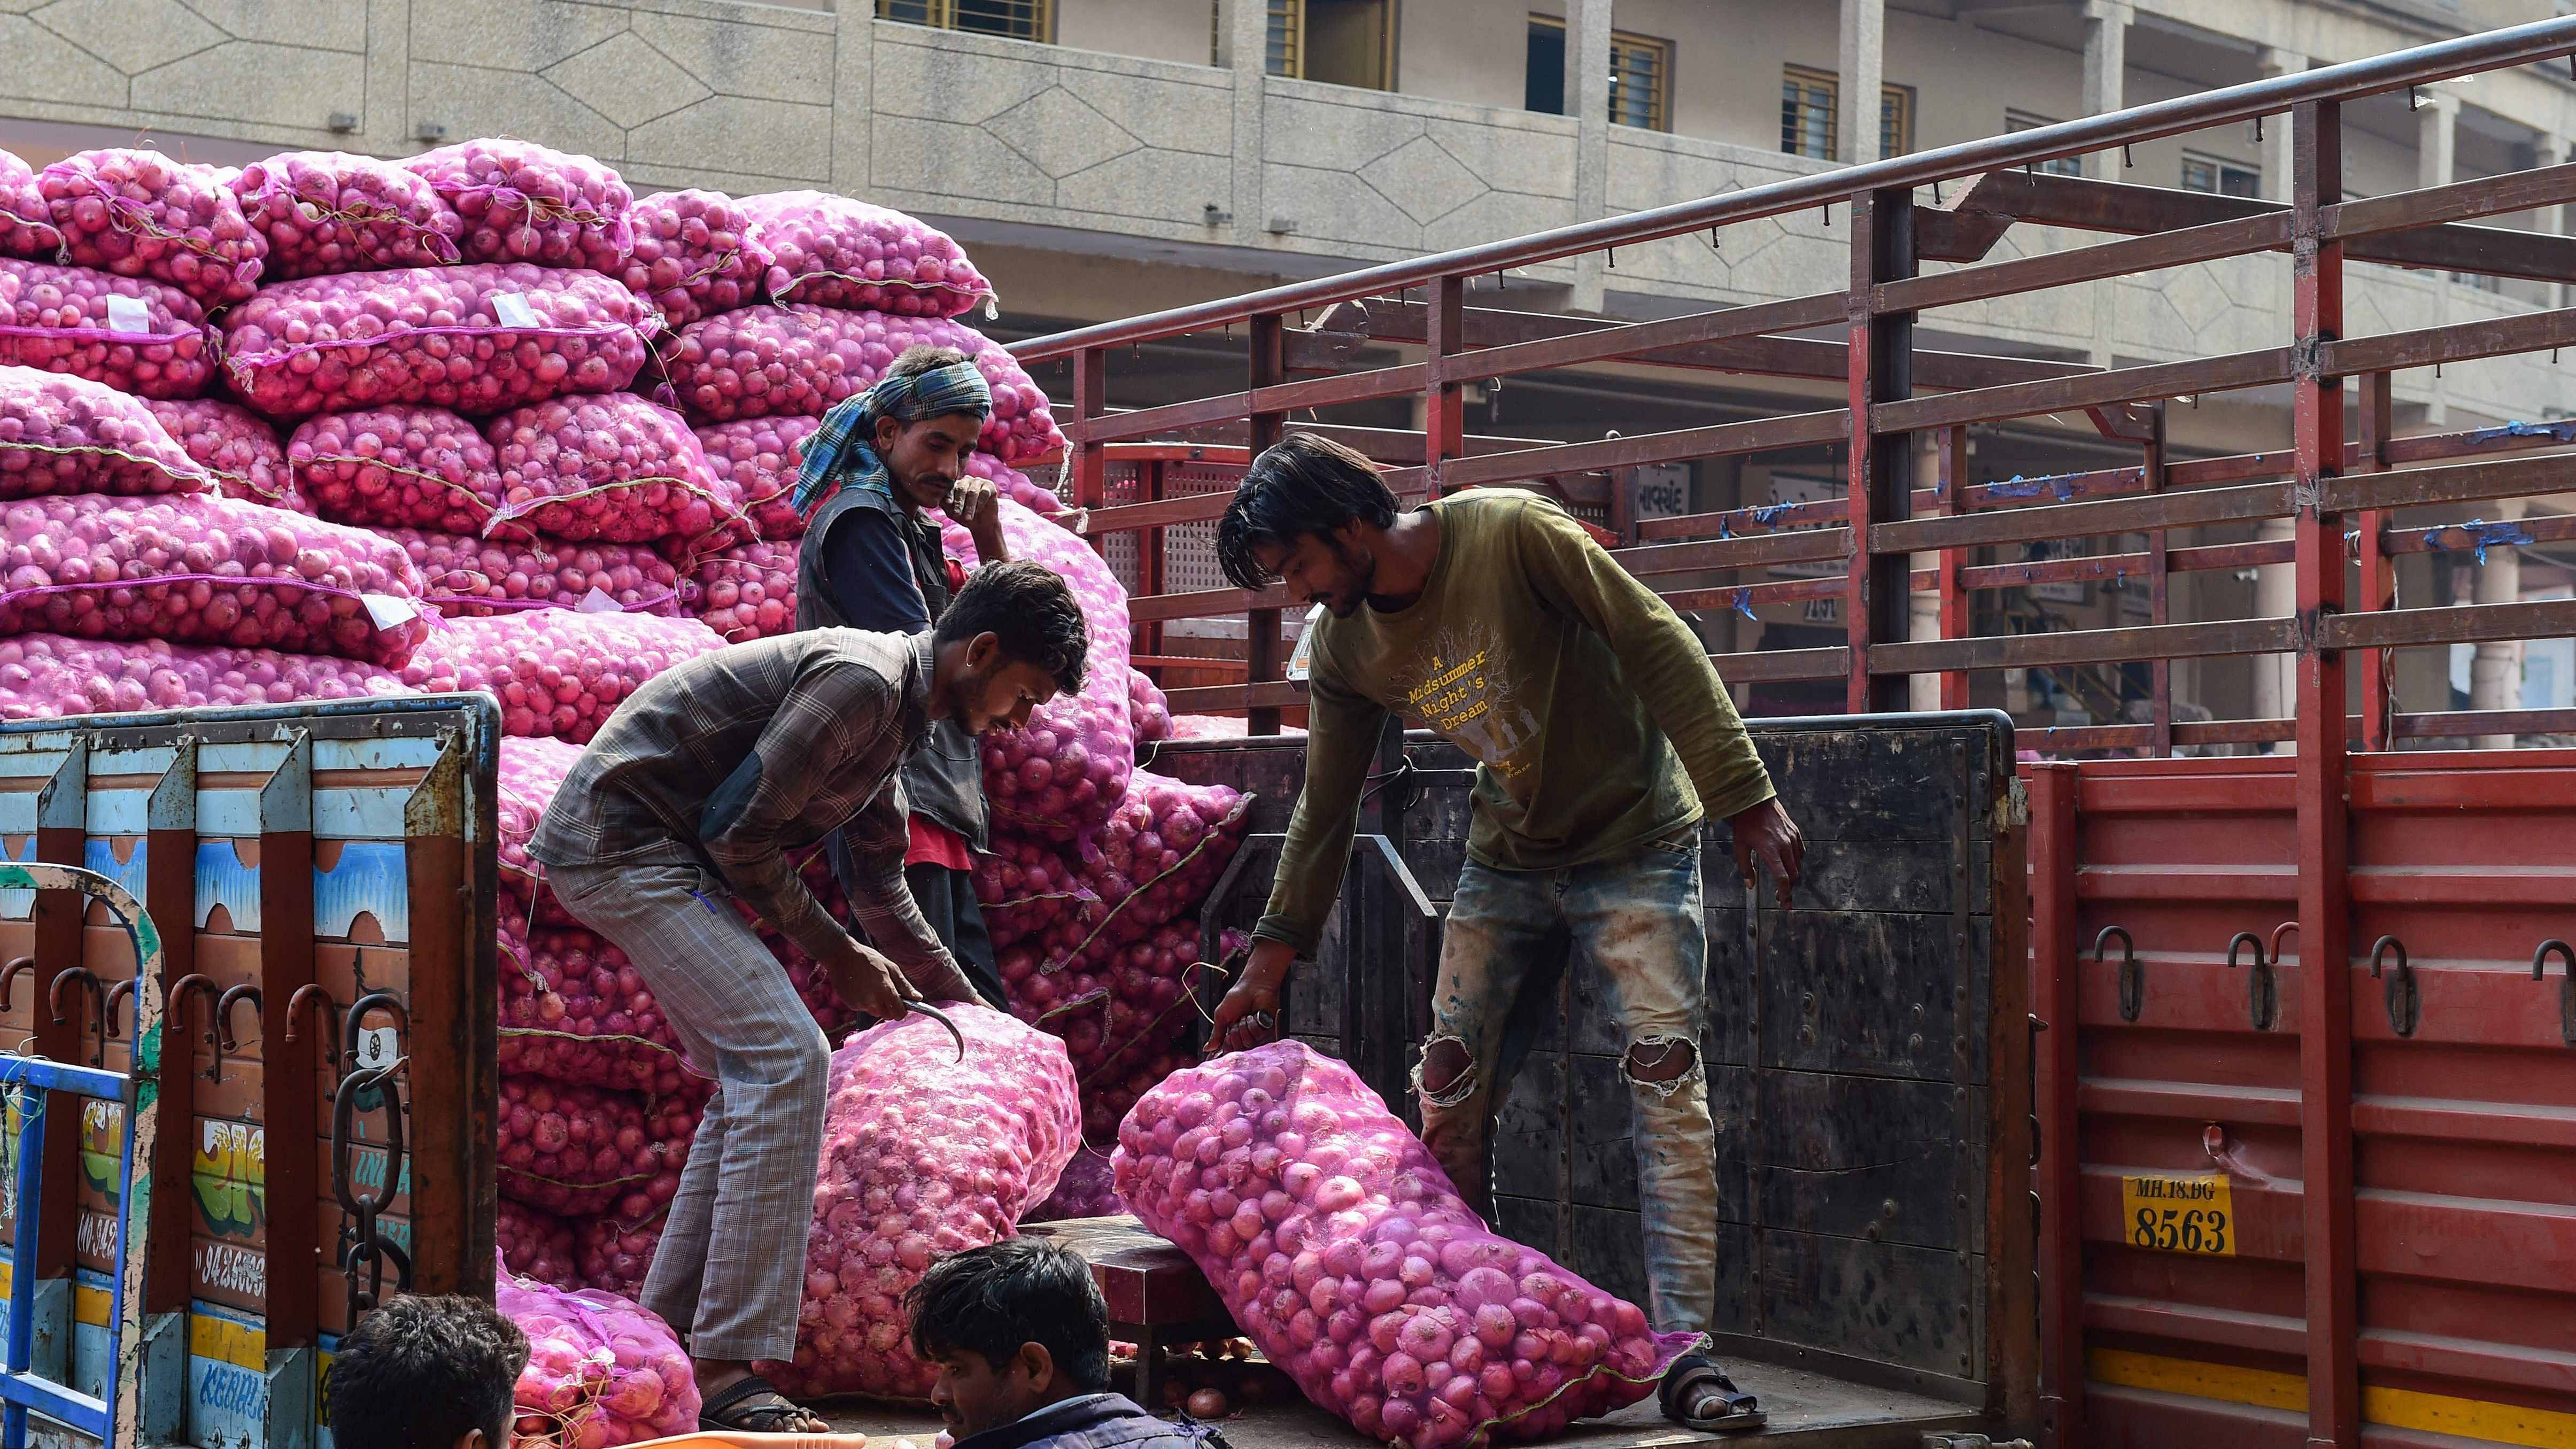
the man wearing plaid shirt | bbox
[532,560,1088,1432]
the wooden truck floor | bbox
[822,1359,1985,1449]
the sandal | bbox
[699,1374,826,1433]
[1660,1353,1766,1433]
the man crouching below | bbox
[912,1240,1231,1449]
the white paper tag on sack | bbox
[576,586,621,614]
[490,291,540,329]
[104,293,153,335]
[360,593,420,631]
[354,1026,399,1071]
[1286,603,1325,683]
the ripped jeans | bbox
[1414,833,1716,1336]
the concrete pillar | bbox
[2252,517,2295,735]
[2419,90,2459,425]
[2545,133,2571,311]
[1567,0,1613,313]
[1839,0,1885,166]
[1907,435,1943,712]
[830,2,874,198]
[2258,49,2307,202]
[1216,0,1268,250]
[2471,498,2527,748]
[2079,1,2131,181]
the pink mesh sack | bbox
[289,405,504,533]
[500,1200,584,1290]
[498,1078,697,1221]
[1113,1042,1699,1449]
[404,140,633,269]
[691,415,814,542]
[0,492,432,666]
[974,834,1095,955]
[738,191,994,317]
[497,733,583,907]
[685,539,795,644]
[145,399,297,509]
[973,452,1072,522]
[498,1253,700,1449]
[0,261,214,399]
[396,528,683,618]
[1131,671,1174,745]
[945,498,1133,838]
[0,150,62,260]
[1023,1144,1121,1224]
[220,263,655,419]
[1064,771,1251,956]
[1012,918,1236,1143]
[660,306,1061,464]
[485,394,746,549]
[38,149,265,308]
[576,1210,666,1303]
[1,367,213,498]
[500,919,710,1100]
[619,190,770,331]
[398,610,728,742]
[0,633,405,720]
[759,1003,1081,1401]
[233,151,465,278]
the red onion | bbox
[144,399,297,509]
[0,632,406,720]
[485,394,744,548]
[498,1254,700,1449]
[1,367,212,498]
[737,191,993,317]
[38,149,266,309]
[289,405,503,533]
[403,140,633,269]
[233,151,465,278]
[659,306,1061,464]
[220,263,654,419]
[757,1004,1080,1402]
[499,919,712,1101]
[0,492,431,666]
[0,150,63,260]
[690,415,814,541]
[1114,1042,1697,1449]
[497,734,584,905]
[974,834,1096,954]
[1130,671,1174,745]
[498,1078,695,1220]
[398,611,726,741]
[618,190,771,331]
[1022,1144,1121,1224]
[391,528,682,619]
[685,539,795,643]
[0,260,214,399]
[972,452,1072,522]
[575,1210,666,1303]
[499,1200,583,1289]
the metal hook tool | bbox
[2369,935,2418,1038]
[907,999,965,1063]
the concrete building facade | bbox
[3,0,2571,735]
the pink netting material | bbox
[0,150,62,260]
[289,405,504,533]
[398,610,728,742]
[500,917,711,1101]
[233,151,466,278]
[0,260,214,400]
[691,414,814,542]
[404,140,633,270]
[38,149,265,309]
[393,528,683,618]
[145,399,297,509]
[575,1210,666,1303]
[618,190,771,332]
[499,1200,583,1290]
[498,1253,700,1449]
[737,191,993,317]
[485,393,746,550]
[685,539,795,644]
[498,1078,698,1220]
[1,367,213,499]
[0,633,405,720]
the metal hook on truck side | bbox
[2094,926,2141,1022]
[100,978,136,1066]
[2226,932,2279,1032]
[0,956,34,1012]
[215,984,262,1053]
[48,967,105,1063]
[2535,940,2575,1048]
[284,984,341,1068]
[2369,935,2418,1038]
[166,974,222,1080]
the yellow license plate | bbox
[2122,1173,2235,1256]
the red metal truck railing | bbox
[1012,16,2576,1449]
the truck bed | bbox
[822,1358,1985,1449]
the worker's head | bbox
[327,1294,528,1449]
[933,560,1088,735]
[909,1238,1112,1439]
[869,345,991,511]
[1215,433,1401,618]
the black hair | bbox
[938,559,1089,696]
[328,1295,528,1449]
[1215,433,1401,592]
[888,343,976,381]
[907,1239,1112,1393]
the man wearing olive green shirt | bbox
[1207,435,1803,1433]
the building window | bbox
[1526,17,1672,131]
[1781,65,1909,160]
[1258,0,1393,89]
[877,0,1049,43]
[2006,110,2081,176]
[2180,152,2261,198]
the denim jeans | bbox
[1412,833,1717,1336]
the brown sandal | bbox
[698,1375,826,1433]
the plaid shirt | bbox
[529,629,970,999]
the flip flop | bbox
[699,1374,825,1433]
[1660,1353,1766,1433]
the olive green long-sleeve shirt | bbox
[1253,489,1776,953]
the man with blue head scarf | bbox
[795,344,1013,1010]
